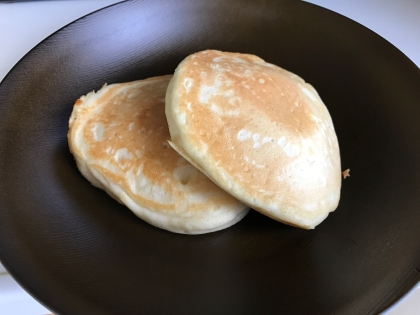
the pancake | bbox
[165,50,341,229]
[68,75,249,234]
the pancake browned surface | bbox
[166,50,341,229]
[68,75,248,234]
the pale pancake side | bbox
[68,75,248,234]
[166,50,341,229]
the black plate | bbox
[1,1,420,314]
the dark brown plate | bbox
[1,1,419,314]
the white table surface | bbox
[0,0,419,314]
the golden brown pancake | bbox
[166,50,341,229]
[68,75,248,234]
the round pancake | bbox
[165,50,341,229]
[68,75,249,234]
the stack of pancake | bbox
[68,50,341,234]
